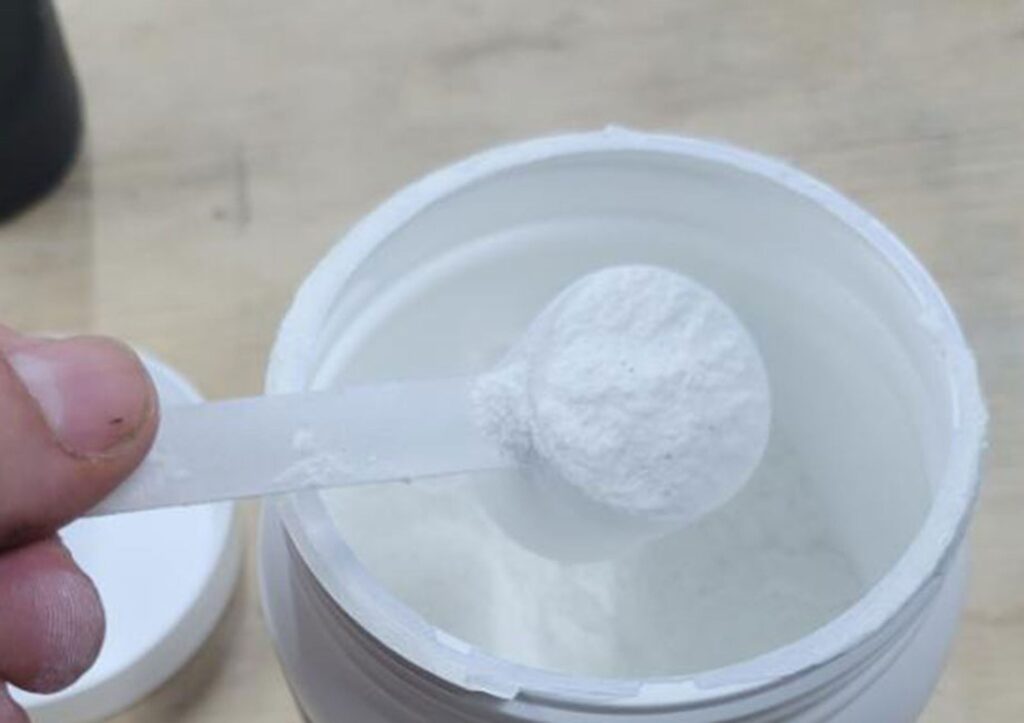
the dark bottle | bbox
[0,0,82,220]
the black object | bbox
[0,0,81,220]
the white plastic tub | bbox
[259,129,986,721]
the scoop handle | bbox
[88,377,507,516]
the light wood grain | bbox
[1,1,1020,720]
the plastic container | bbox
[259,129,986,721]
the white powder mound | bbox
[475,265,772,521]
[328,438,864,678]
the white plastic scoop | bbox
[90,265,771,566]
[89,377,508,516]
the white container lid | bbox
[11,353,242,723]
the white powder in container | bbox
[330,440,861,677]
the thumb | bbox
[0,327,159,547]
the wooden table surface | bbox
[1,1,1021,720]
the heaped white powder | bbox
[475,266,771,523]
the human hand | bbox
[0,327,158,722]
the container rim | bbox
[265,128,987,708]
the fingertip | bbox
[6,335,159,460]
[0,538,105,694]
[0,332,160,543]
